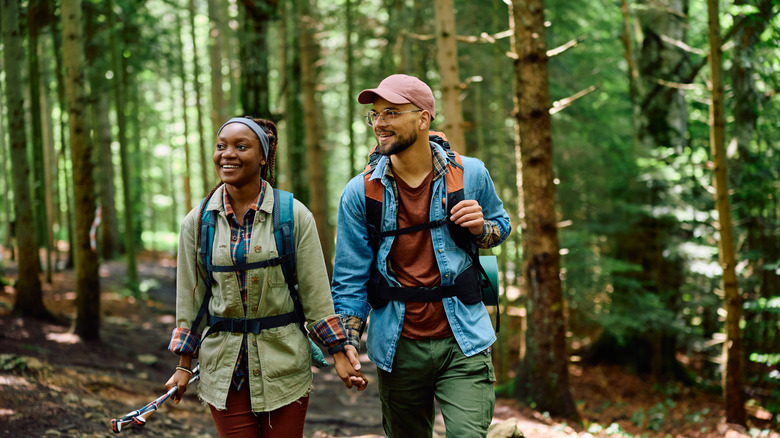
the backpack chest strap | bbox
[207,253,294,272]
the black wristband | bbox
[327,342,346,355]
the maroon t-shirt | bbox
[390,170,453,339]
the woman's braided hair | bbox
[190,116,279,295]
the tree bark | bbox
[283,0,308,200]
[62,0,101,340]
[706,0,745,426]
[208,0,228,136]
[345,0,356,176]
[106,0,139,294]
[189,0,211,196]
[239,0,276,120]
[85,2,119,260]
[28,0,54,283]
[176,10,194,210]
[299,5,332,275]
[3,0,51,319]
[0,74,10,261]
[433,0,466,153]
[509,0,579,422]
[48,3,75,268]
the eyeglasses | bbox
[364,109,423,127]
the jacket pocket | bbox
[200,333,229,373]
[258,324,309,379]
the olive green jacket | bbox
[175,184,336,412]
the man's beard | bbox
[377,129,417,156]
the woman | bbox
[165,116,366,438]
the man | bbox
[330,74,511,437]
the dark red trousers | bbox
[209,384,309,438]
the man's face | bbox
[371,98,419,156]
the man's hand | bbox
[449,199,484,236]
[333,345,368,391]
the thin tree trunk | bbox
[176,10,194,210]
[433,0,466,153]
[223,1,239,116]
[345,0,356,177]
[0,59,12,262]
[299,5,332,275]
[284,0,308,201]
[63,0,101,340]
[28,0,54,283]
[189,0,210,196]
[39,38,57,281]
[84,3,118,260]
[706,0,745,425]
[3,0,51,319]
[49,3,75,269]
[106,0,139,294]
[509,0,579,422]
[208,0,227,136]
[620,0,641,152]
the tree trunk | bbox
[220,0,238,115]
[28,0,54,283]
[299,4,332,275]
[85,2,119,260]
[706,0,745,426]
[345,0,356,177]
[176,10,194,210]
[189,0,211,196]
[433,0,466,153]
[0,75,10,261]
[3,0,51,320]
[239,0,275,120]
[208,0,227,136]
[62,0,101,341]
[509,0,579,422]
[106,0,139,294]
[284,0,308,201]
[39,38,58,280]
[49,4,75,269]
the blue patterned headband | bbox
[217,117,270,159]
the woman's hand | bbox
[165,369,192,404]
[333,345,368,391]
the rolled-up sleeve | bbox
[309,315,348,347]
[168,327,200,357]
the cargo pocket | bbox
[259,324,309,379]
[483,355,497,428]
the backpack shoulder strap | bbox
[191,196,217,334]
[272,189,308,333]
[272,189,297,291]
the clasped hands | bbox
[333,344,368,391]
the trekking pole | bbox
[110,365,200,433]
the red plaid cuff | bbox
[168,327,200,357]
[310,315,347,347]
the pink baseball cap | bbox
[358,74,436,120]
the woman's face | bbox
[213,123,265,188]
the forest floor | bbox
[0,252,778,438]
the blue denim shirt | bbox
[331,142,512,372]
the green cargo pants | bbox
[376,336,496,438]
